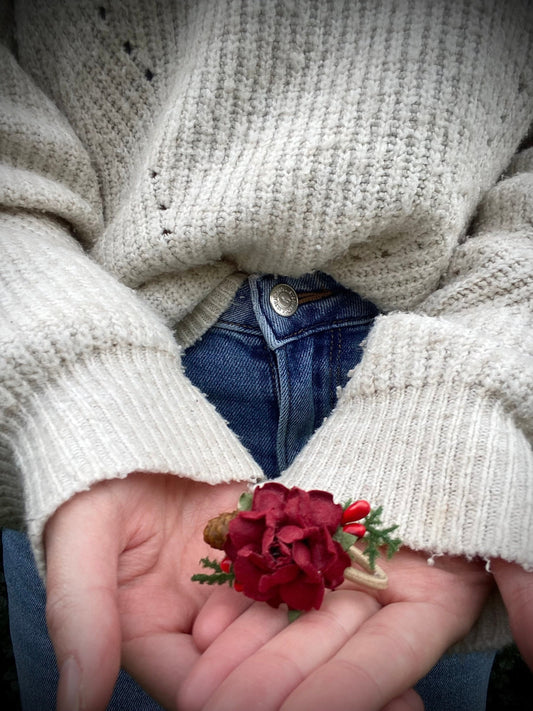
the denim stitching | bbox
[274,348,291,475]
[271,316,375,341]
[334,328,343,409]
[328,329,336,411]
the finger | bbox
[183,590,380,711]
[381,689,424,711]
[191,586,255,651]
[281,599,474,711]
[122,632,200,710]
[492,559,533,670]
[179,598,291,711]
[45,495,122,711]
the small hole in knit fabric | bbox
[98,6,106,20]
[162,229,171,235]
[123,41,133,54]
[145,69,154,81]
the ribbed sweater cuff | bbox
[12,347,263,573]
[281,382,533,568]
[280,380,531,651]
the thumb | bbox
[44,489,122,711]
[492,558,533,671]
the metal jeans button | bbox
[269,283,298,316]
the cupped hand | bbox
[44,472,533,711]
[44,472,265,711]
[178,549,495,711]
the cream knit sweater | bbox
[1,0,532,652]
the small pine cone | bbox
[203,510,238,550]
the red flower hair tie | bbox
[192,483,401,619]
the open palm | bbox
[44,474,533,711]
[44,473,254,710]
[178,547,494,711]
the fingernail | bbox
[58,656,81,711]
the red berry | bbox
[343,522,366,538]
[342,500,371,525]
[220,557,232,574]
[234,581,244,592]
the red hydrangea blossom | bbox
[223,482,351,611]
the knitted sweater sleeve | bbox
[279,143,532,650]
[0,42,262,568]
[281,142,533,568]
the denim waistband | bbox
[215,272,380,350]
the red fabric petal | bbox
[283,488,310,526]
[258,564,300,593]
[225,484,349,609]
[225,512,265,556]
[291,541,321,583]
[280,578,325,611]
[323,544,351,588]
[233,556,264,595]
[308,527,339,569]
[253,482,288,513]
[277,525,306,544]
[245,548,274,572]
[307,490,344,531]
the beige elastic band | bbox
[343,546,389,590]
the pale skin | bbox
[44,472,533,711]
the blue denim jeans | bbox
[182,272,379,478]
[3,272,494,710]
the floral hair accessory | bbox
[192,483,401,618]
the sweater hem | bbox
[9,346,263,573]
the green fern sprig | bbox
[361,506,402,570]
[191,557,235,585]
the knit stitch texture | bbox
[1,0,532,652]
